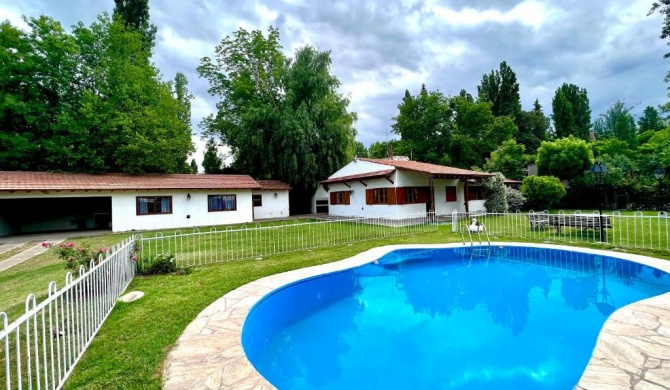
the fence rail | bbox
[138,213,438,268]
[454,211,670,251]
[1,237,137,390]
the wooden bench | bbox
[547,214,612,234]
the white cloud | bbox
[431,1,559,30]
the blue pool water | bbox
[242,246,670,389]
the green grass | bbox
[4,216,670,389]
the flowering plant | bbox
[43,241,106,271]
[137,253,177,275]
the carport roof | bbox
[0,171,262,191]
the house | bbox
[0,171,290,236]
[252,180,292,220]
[320,158,493,218]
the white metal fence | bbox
[0,237,137,390]
[454,210,670,250]
[138,212,438,268]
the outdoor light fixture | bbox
[186,193,191,201]
[274,192,278,198]
[654,166,666,181]
[654,166,666,211]
[589,161,608,242]
[349,189,354,195]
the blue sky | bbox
[1,0,668,163]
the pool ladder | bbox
[460,224,491,247]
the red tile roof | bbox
[0,171,261,191]
[320,169,395,184]
[256,180,292,191]
[358,158,493,178]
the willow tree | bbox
[198,27,357,212]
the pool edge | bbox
[161,243,670,390]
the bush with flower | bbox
[43,241,108,272]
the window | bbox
[405,187,419,204]
[372,188,388,204]
[208,194,237,212]
[253,194,263,207]
[446,186,457,202]
[468,186,485,200]
[136,196,172,215]
[330,191,350,205]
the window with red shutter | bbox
[446,186,457,202]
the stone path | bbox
[0,242,21,255]
[162,243,670,390]
[0,241,61,273]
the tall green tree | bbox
[174,72,193,130]
[354,141,369,158]
[189,159,198,173]
[536,136,592,180]
[391,85,452,164]
[476,61,521,119]
[201,137,224,174]
[551,83,592,139]
[198,27,356,210]
[516,99,550,154]
[637,106,665,132]
[483,140,528,180]
[592,100,636,142]
[113,0,157,50]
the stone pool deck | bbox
[162,243,670,390]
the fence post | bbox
[452,210,458,233]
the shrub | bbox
[44,241,108,271]
[138,253,177,275]
[484,173,508,213]
[521,176,566,210]
[505,187,526,211]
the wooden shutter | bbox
[343,191,351,205]
[396,187,405,205]
[446,186,457,202]
[366,189,374,205]
[387,188,397,204]
[330,192,337,205]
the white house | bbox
[0,171,290,236]
[252,180,291,220]
[320,158,493,218]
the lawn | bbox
[3,216,670,389]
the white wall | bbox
[328,159,390,178]
[111,190,253,232]
[434,179,466,216]
[252,190,289,220]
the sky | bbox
[1,0,669,165]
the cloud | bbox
[2,0,668,155]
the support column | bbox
[429,176,435,213]
[464,179,470,213]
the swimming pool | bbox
[242,246,670,389]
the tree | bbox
[477,61,521,119]
[367,140,410,159]
[391,85,452,164]
[637,106,665,132]
[484,172,508,213]
[521,176,566,210]
[551,83,592,139]
[198,28,356,213]
[0,14,193,173]
[592,100,636,142]
[536,136,592,180]
[354,141,369,158]
[516,99,550,154]
[113,0,157,50]
[201,137,224,174]
[189,159,198,173]
[506,187,526,211]
[449,96,497,168]
[174,72,193,130]
[484,140,528,180]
